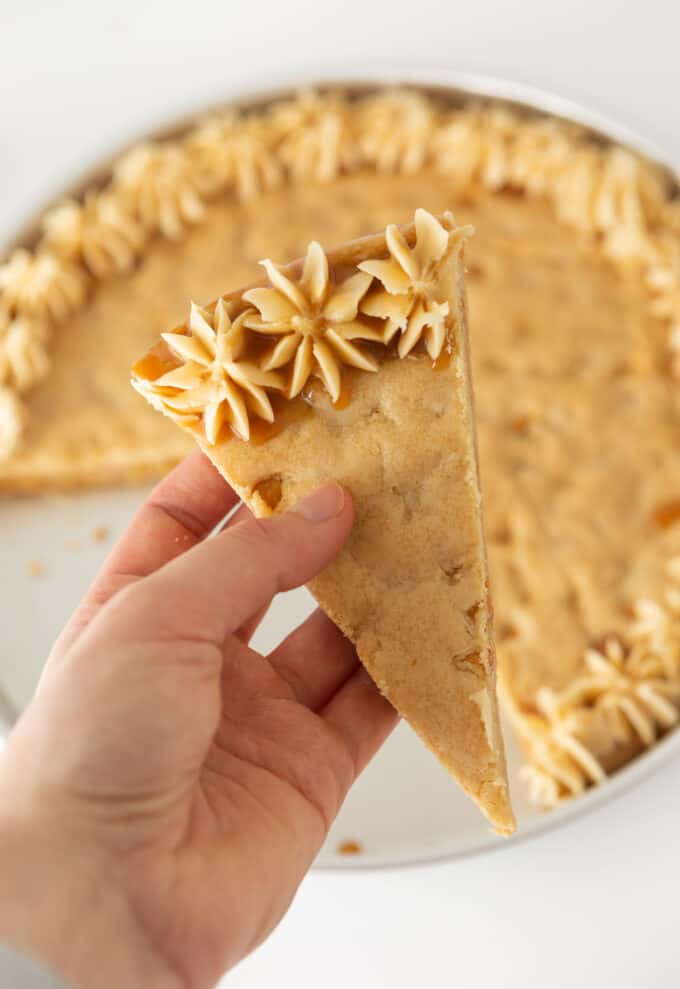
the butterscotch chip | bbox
[132,211,515,836]
[253,476,283,511]
[653,500,680,530]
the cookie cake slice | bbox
[132,208,515,835]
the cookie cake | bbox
[1,85,679,814]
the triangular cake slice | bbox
[132,209,515,835]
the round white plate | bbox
[4,481,680,870]
[2,69,680,870]
[0,483,538,865]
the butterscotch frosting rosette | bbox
[520,558,680,807]
[42,193,147,278]
[187,112,283,202]
[242,244,377,402]
[359,209,470,359]
[0,244,87,458]
[0,248,86,323]
[134,300,283,443]
[113,141,206,240]
[270,89,358,183]
[357,89,436,174]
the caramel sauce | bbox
[360,313,387,336]
[142,333,453,446]
[216,393,313,448]
[132,343,180,382]
[333,369,354,409]
[250,396,313,444]
[249,417,285,446]
[216,413,285,446]
[241,330,275,365]
[135,265,457,447]
[215,423,235,445]
[460,650,483,671]
[432,348,452,371]
[272,392,313,428]
[653,499,680,529]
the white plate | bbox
[0,483,538,866]
[2,69,680,869]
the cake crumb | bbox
[26,559,45,578]
[337,839,363,856]
[92,525,110,543]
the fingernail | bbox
[291,483,345,522]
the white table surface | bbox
[2,2,680,986]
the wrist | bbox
[0,755,180,989]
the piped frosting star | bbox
[358,209,468,359]
[242,241,378,403]
[139,299,283,443]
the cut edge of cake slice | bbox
[131,210,515,835]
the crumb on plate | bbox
[92,525,110,543]
[337,839,363,856]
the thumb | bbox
[107,483,353,647]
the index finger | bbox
[48,451,238,664]
[112,483,354,649]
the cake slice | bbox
[131,209,515,835]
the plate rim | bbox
[3,63,677,258]
[316,721,680,870]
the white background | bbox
[2,2,680,987]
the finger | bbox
[219,503,270,644]
[267,609,360,710]
[220,502,251,532]
[48,451,238,664]
[321,667,399,778]
[120,483,354,647]
[237,602,270,645]
[104,450,238,578]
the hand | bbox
[0,452,397,989]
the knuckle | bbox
[311,726,356,820]
[88,572,139,611]
[226,515,268,554]
[100,576,149,623]
[223,516,284,579]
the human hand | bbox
[0,452,398,988]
